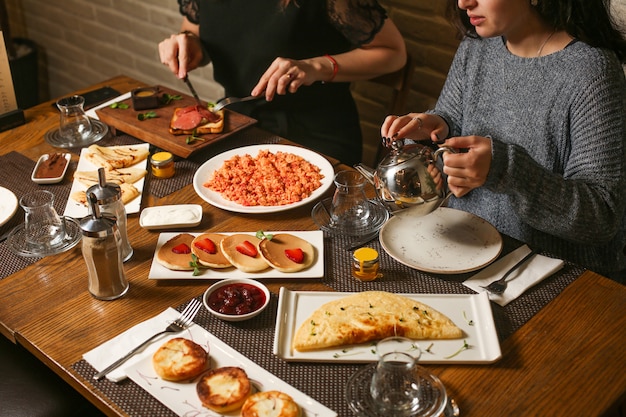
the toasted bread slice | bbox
[196,366,251,413]
[152,338,207,382]
[259,233,314,273]
[220,234,269,273]
[169,105,224,135]
[191,233,232,269]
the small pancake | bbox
[156,233,196,271]
[220,234,269,273]
[152,337,207,382]
[241,390,300,417]
[258,233,314,273]
[196,366,251,413]
[191,233,232,268]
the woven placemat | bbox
[71,233,583,416]
[0,152,74,279]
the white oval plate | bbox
[0,186,18,227]
[379,207,503,274]
[193,144,334,213]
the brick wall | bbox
[5,0,460,165]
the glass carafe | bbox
[56,95,92,144]
[370,337,422,416]
[19,190,66,251]
[329,170,371,229]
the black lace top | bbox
[176,0,388,164]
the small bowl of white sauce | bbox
[139,204,203,230]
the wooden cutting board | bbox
[95,86,257,158]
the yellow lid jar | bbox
[352,247,380,281]
[150,151,175,179]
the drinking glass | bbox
[56,95,92,144]
[19,190,66,251]
[370,337,422,416]
[329,170,371,229]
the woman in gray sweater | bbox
[382,0,626,282]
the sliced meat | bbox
[172,107,203,130]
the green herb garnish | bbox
[189,254,203,276]
[185,133,206,144]
[463,310,474,326]
[110,102,129,109]
[160,93,182,105]
[137,111,158,121]
[256,230,274,241]
[444,340,470,359]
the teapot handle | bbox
[433,146,457,161]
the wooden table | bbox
[0,75,624,417]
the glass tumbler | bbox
[329,170,371,230]
[56,95,92,144]
[370,337,422,416]
[20,190,66,251]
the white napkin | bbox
[83,307,186,382]
[85,92,132,119]
[463,245,564,306]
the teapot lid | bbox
[379,140,431,168]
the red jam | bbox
[207,283,266,315]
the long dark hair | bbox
[446,0,626,62]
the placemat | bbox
[0,152,74,279]
[72,233,584,417]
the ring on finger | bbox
[412,117,423,129]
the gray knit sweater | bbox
[432,36,626,279]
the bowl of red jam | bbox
[202,278,270,322]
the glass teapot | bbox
[355,139,455,216]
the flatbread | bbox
[74,167,147,187]
[292,291,463,352]
[70,182,140,206]
[85,144,149,170]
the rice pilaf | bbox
[204,149,324,206]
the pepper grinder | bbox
[86,168,133,261]
[80,192,129,300]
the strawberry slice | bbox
[236,240,258,257]
[285,248,304,264]
[172,243,191,254]
[194,238,217,254]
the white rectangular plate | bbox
[148,230,324,279]
[63,143,149,218]
[139,204,202,230]
[126,325,336,417]
[273,289,502,364]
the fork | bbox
[93,298,202,380]
[212,95,262,111]
[481,249,537,295]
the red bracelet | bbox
[323,54,338,83]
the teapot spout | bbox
[353,163,376,187]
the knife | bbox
[182,76,203,106]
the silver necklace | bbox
[537,29,557,56]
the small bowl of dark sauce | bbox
[202,278,270,322]
[31,153,71,184]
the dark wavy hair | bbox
[446,0,626,62]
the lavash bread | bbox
[191,233,232,268]
[292,291,463,352]
[196,366,252,413]
[220,234,269,273]
[151,338,207,382]
[85,144,149,170]
[241,391,301,417]
[156,233,196,271]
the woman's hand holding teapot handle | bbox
[439,135,492,197]
[381,113,449,144]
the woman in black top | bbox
[159,0,406,165]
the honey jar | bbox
[150,151,175,179]
[352,247,380,281]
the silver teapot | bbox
[354,139,455,216]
